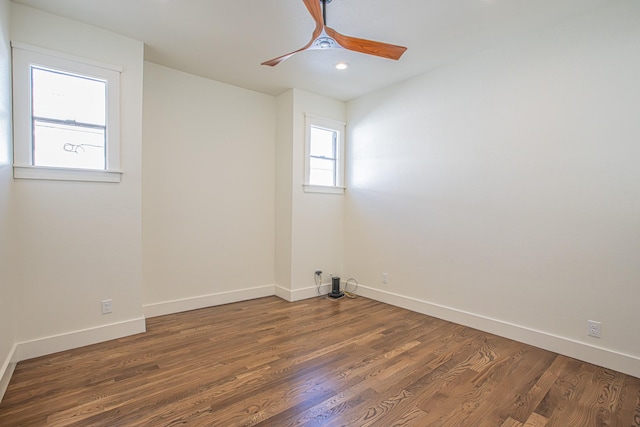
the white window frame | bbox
[304,114,345,195]
[11,42,122,182]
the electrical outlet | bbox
[587,320,601,338]
[101,299,113,315]
[382,273,388,284]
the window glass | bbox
[33,121,106,169]
[309,127,335,159]
[32,67,106,124]
[31,67,107,169]
[309,126,338,186]
[309,157,336,186]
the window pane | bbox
[310,126,336,159]
[31,66,107,169]
[32,67,106,125]
[310,157,336,186]
[33,120,106,169]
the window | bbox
[12,43,122,182]
[304,114,345,194]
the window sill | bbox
[14,165,122,183]
[303,184,345,195]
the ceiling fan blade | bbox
[261,45,309,67]
[302,0,324,32]
[262,0,325,66]
[261,27,326,66]
[325,27,407,60]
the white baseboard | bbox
[143,285,275,318]
[275,283,332,302]
[0,344,17,403]
[14,317,146,363]
[357,285,640,379]
[274,285,292,301]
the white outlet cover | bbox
[587,320,601,338]
[101,299,113,314]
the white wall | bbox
[345,1,640,377]
[275,90,294,293]
[0,0,16,397]
[275,89,346,300]
[290,90,345,295]
[142,62,276,317]
[9,4,145,359]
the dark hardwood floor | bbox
[1,295,639,426]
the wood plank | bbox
[614,374,640,427]
[500,417,524,427]
[523,412,548,426]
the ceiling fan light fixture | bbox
[316,37,334,49]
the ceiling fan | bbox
[261,0,407,66]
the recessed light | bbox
[334,62,349,70]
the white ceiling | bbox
[12,0,608,101]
